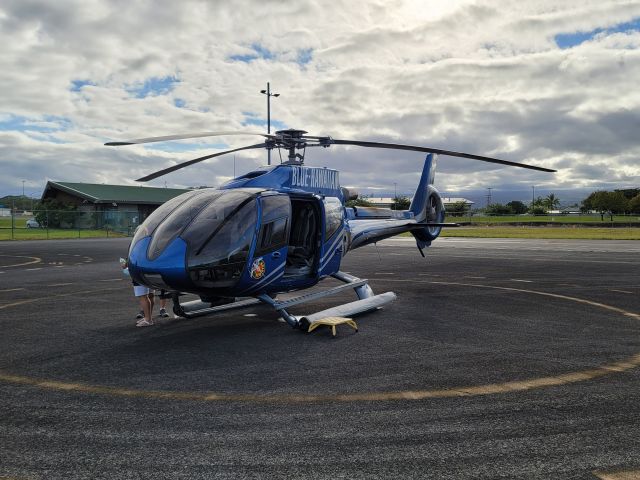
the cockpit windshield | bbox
[184,192,258,288]
[129,190,203,254]
[147,190,223,260]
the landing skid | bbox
[258,271,397,330]
[172,295,262,319]
[170,272,396,329]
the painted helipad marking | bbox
[0,255,41,268]
[0,282,639,403]
[0,286,124,311]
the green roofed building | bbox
[41,181,191,229]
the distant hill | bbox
[0,195,40,211]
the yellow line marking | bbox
[0,255,41,268]
[427,281,640,321]
[0,281,639,403]
[0,288,25,293]
[609,289,635,295]
[593,470,640,480]
[2,352,640,403]
[373,279,640,321]
[0,287,124,311]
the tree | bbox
[447,201,469,217]
[581,191,605,213]
[346,196,373,208]
[607,191,629,214]
[35,199,78,228]
[543,193,560,210]
[582,191,629,215]
[530,196,547,214]
[629,194,640,214]
[390,195,411,210]
[616,188,640,200]
[0,195,40,212]
[485,203,513,215]
[506,200,528,215]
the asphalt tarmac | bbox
[1,237,640,479]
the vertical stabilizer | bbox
[409,154,437,222]
[409,153,445,247]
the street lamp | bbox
[260,82,280,165]
[531,185,535,206]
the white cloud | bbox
[0,0,639,202]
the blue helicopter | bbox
[107,129,554,330]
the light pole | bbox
[22,180,25,197]
[260,82,280,165]
[394,182,397,199]
[486,187,493,207]
[531,185,535,206]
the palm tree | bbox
[543,193,560,210]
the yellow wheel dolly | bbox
[306,316,358,337]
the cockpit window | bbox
[147,190,223,260]
[129,190,202,255]
[132,190,197,242]
[186,196,257,288]
[181,191,254,254]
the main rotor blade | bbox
[106,131,270,146]
[330,139,556,173]
[136,143,268,182]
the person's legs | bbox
[159,297,169,317]
[138,294,152,323]
[148,292,155,318]
[134,285,153,326]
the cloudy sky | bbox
[1,0,639,205]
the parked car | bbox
[25,218,40,228]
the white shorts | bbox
[133,285,151,297]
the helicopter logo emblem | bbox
[250,258,266,280]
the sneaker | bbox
[159,308,169,318]
[136,310,144,319]
[136,319,154,327]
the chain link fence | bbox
[0,210,140,240]
[445,212,640,227]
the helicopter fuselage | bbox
[127,159,443,301]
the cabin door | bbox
[284,197,321,277]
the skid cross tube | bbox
[258,271,396,329]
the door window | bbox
[324,197,343,241]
